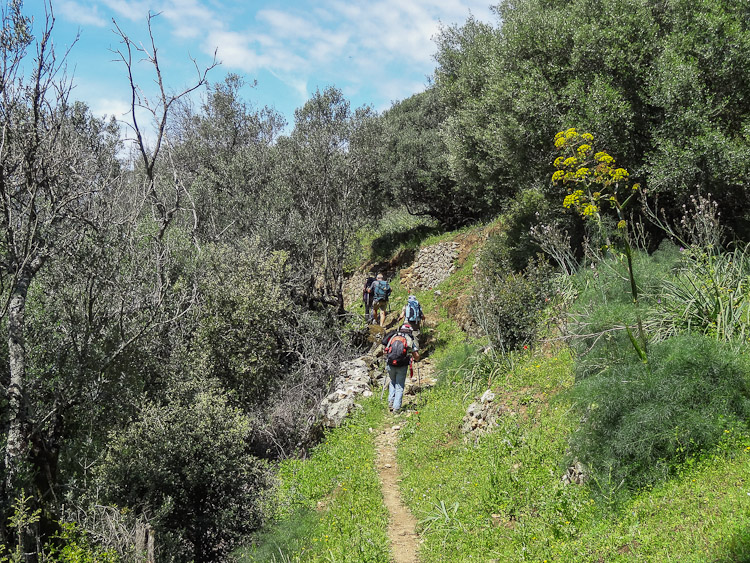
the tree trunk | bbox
[5,271,32,494]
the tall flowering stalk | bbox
[552,128,648,362]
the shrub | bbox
[96,379,272,563]
[472,254,554,353]
[484,188,572,272]
[565,333,750,494]
[43,523,120,563]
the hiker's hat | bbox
[401,323,412,332]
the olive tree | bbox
[274,87,381,311]
[170,74,286,244]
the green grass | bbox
[396,346,750,562]
[238,398,390,562]
[356,208,442,265]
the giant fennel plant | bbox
[551,128,648,362]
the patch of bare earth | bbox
[375,423,420,563]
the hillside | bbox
[241,221,750,562]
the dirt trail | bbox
[375,420,420,563]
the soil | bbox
[375,419,420,563]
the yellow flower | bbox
[555,137,566,149]
[582,203,598,217]
[632,183,641,191]
[595,152,615,164]
[552,170,565,182]
[617,220,627,230]
[563,190,584,208]
[563,156,578,168]
[554,131,565,140]
[612,168,629,181]
[554,156,565,168]
[577,144,592,156]
[575,167,591,178]
[565,127,578,139]
[581,132,594,141]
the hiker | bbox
[399,294,425,331]
[369,272,391,327]
[363,274,376,323]
[381,323,420,414]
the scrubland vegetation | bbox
[3,0,750,561]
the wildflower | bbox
[575,167,590,178]
[582,203,598,217]
[577,144,592,156]
[555,137,566,149]
[612,168,630,181]
[581,132,594,141]
[551,170,565,182]
[554,156,565,168]
[563,157,578,168]
[563,190,584,208]
[554,131,565,140]
[617,220,627,230]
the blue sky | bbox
[24,0,497,130]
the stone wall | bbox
[399,241,459,291]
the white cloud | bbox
[102,0,152,22]
[161,0,220,39]
[89,96,132,120]
[57,1,108,27]
[257,9,320,40]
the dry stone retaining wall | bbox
[400,241,459,291]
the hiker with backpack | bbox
[363,274,376,323]
[381,323,420,414]
[399,294,425,332]
[368,272,391,327]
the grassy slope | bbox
[244,220,750,562]
[238,400,390,562]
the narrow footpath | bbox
[375,419,420,563]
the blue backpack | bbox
[406,297,422,322]
[373,280,391,301]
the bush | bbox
[472,254,554,353]
[43,523,120,563]
[565,333,750,494]
[96,379,272,563]
[488,188,573,272]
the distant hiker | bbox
[399,294,425,331]
[382,323,420,414]
[369,273,391,327]
[363,274,377,323]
